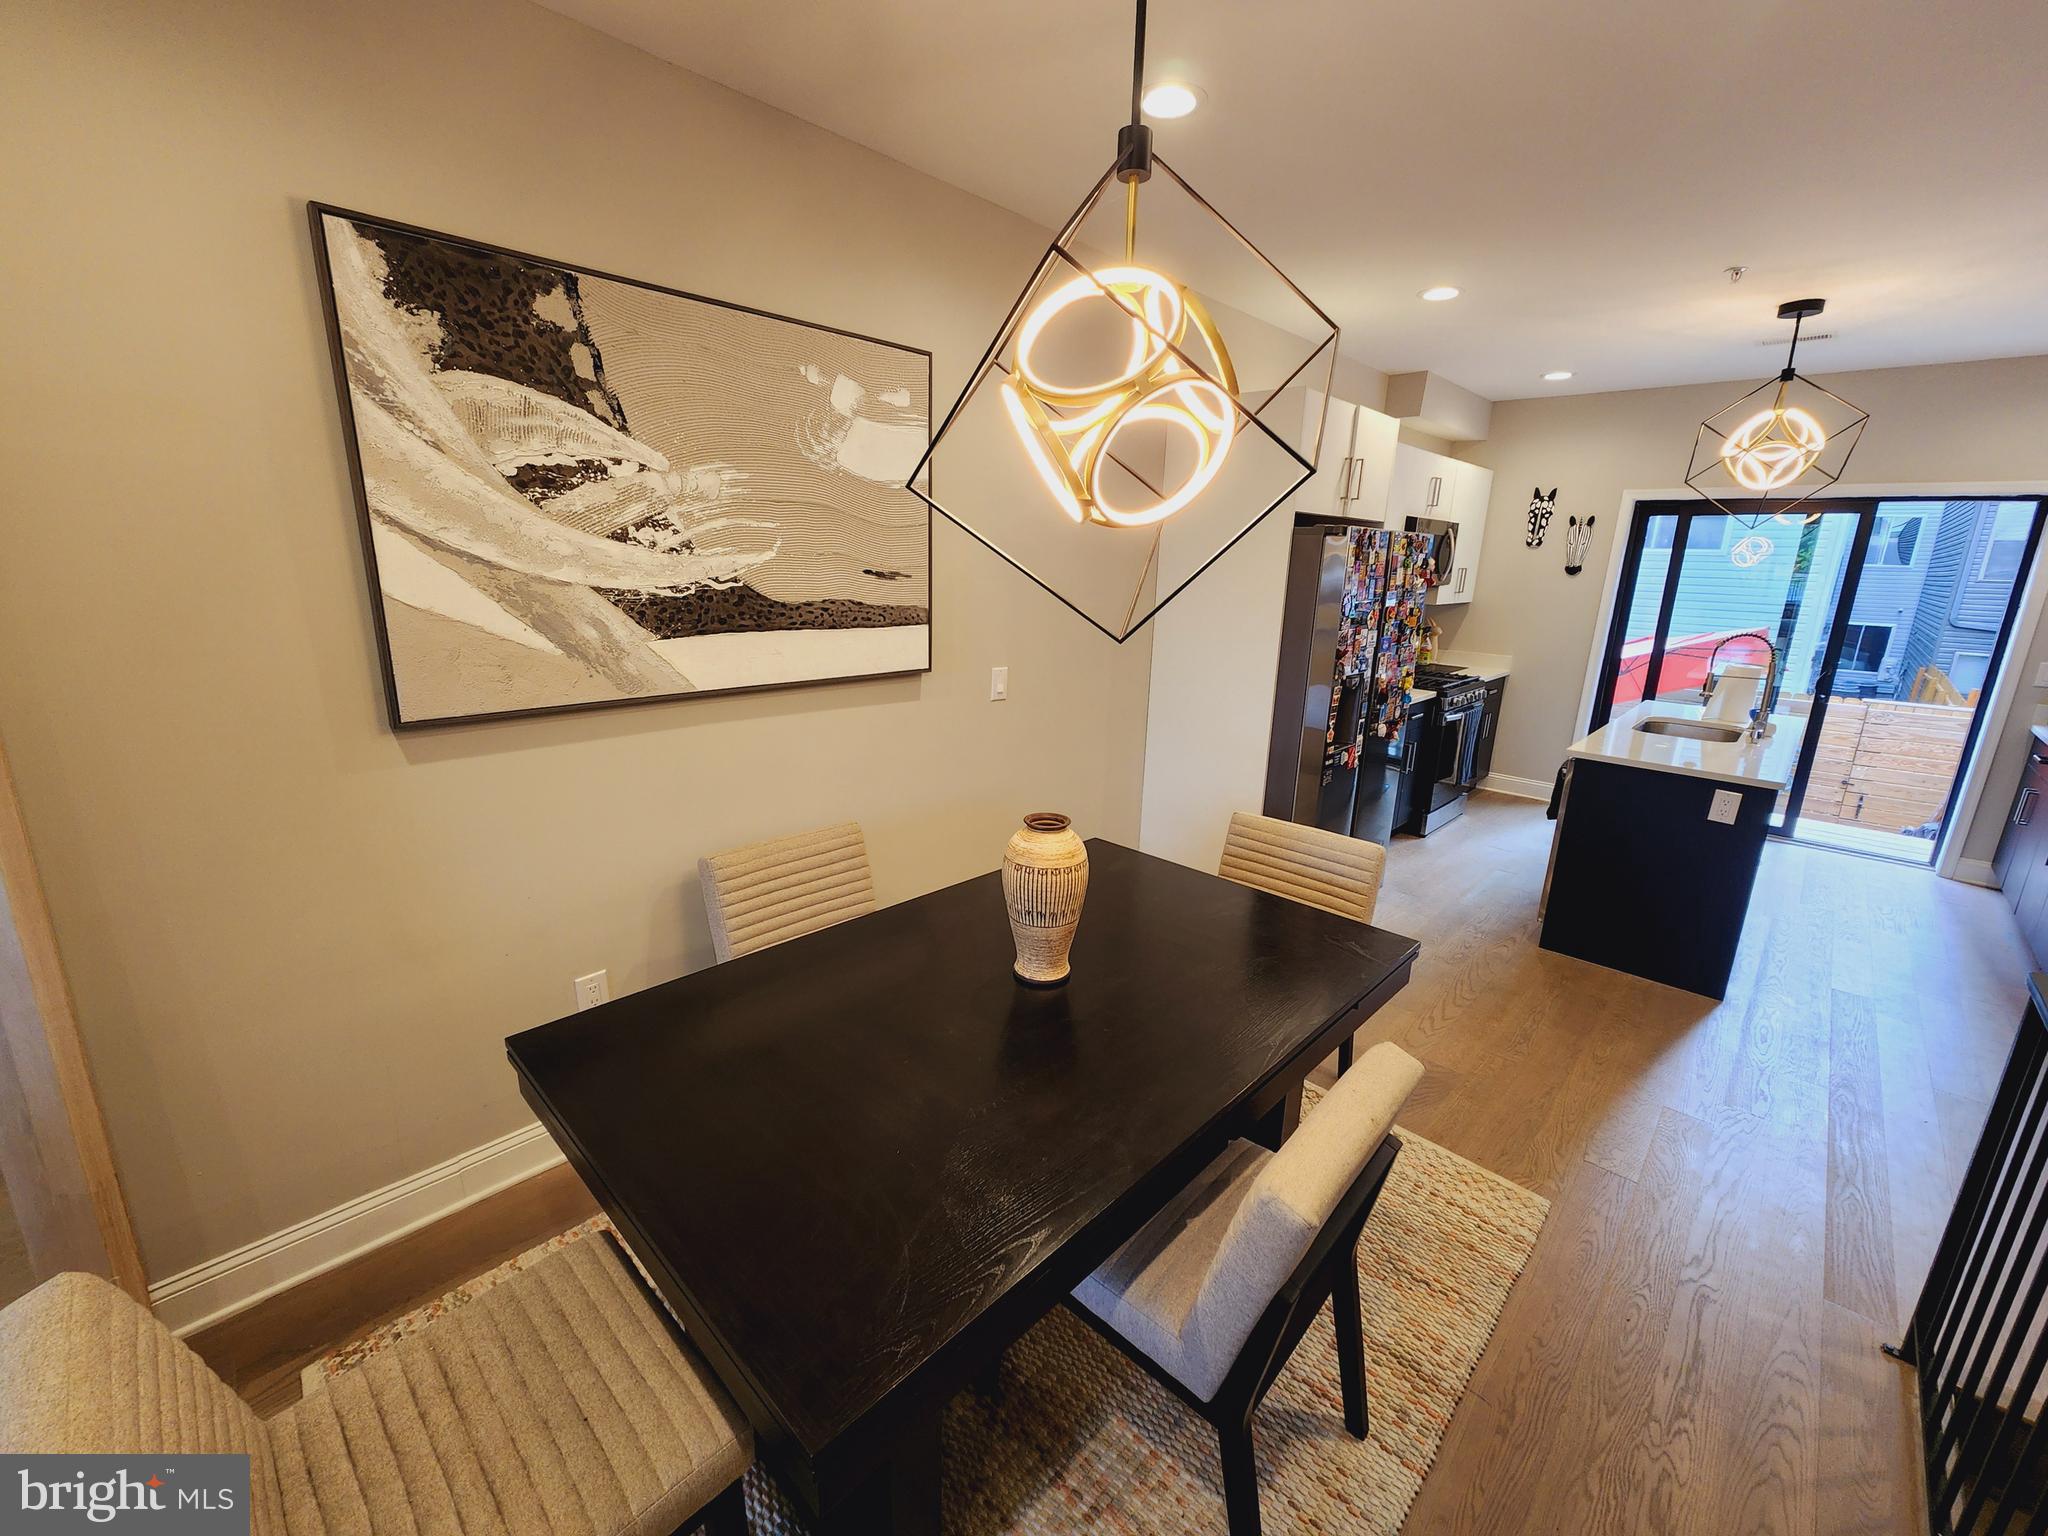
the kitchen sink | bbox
[1635,717,1747,743]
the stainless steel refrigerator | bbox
[1262,518,1434,842]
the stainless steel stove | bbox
[1408,664,1490,833]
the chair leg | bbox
[695,1478,749,1536]
[1336,1035,1354,1074]
[973,1347,1005,1404]
[1331,1257,1369,1442]
[1216,1418,1263,1536]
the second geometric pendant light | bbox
[1686,298,1871,528]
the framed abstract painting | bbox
[309,205,932,728]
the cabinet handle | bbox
[2021,787,2038,826]
[1350,459,1366,498]
[1427,475,1442,508]
[1336,455,1353,500]
[1455,566,1468,593]
[2032,751,2048,765]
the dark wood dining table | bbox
[507,837,1418,1534]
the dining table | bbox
[506,836,1419,1534]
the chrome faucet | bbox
[1699,631,1780,742]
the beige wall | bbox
[0,0,1161,1279]
[1437,355,2048,861]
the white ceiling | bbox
[537,0,2048,402]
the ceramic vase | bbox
[1002,812,1089,985]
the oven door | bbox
[1436,698,1485,790]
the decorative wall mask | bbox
[1525,486,1557,547]
[1564,515,1595,576]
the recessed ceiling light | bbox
[1543,370,1574,382]
[1142,82,1202,119]
[1420,286,1461,302]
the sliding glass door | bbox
[1592,497,2045,863]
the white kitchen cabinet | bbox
[1387,443,1494,606]
[1344,407,1399,525]
[1282,392,1396,525]
[1285,389,1351,519]
[1441,461,1495,606]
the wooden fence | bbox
[1800,697,1974,835]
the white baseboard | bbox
[1478,772,1554,803]
[149,1122,566,1337]
[1951,857,2000,889]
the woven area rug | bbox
[306,1096,1546,1534]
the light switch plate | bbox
[2034,660,2048,688]
[1708,788,1741,825]
[990,666,1009,701]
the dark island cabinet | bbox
[1993,732,2048,966]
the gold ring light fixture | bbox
[1686,298,1870,527]
[906,0,1339,642]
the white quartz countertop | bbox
[1565,702,1808,790]
[1410,687,1437,706]
[1439,650,1512,683]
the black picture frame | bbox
[308,202,935,730]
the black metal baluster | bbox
[1907,1018,2047,1372]
[1898,982,2048,1536]
[1940,1165,2048,1530]
[1924,1065,2048,1446]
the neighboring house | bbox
[1830,505,1933,697]
[1892,500,2035,699]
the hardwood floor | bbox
[187,794,2029,1530]
[1379,793,2024,1536]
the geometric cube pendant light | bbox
[1685,298,1871,530]
[906,0,1341,642]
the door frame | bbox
[1575,484,2048,876]
[1587,499,1878,833]
[0,730,147,1300]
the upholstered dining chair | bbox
[1067,1042,1424,1536]
[698,821,877,963]
[1218,810,1387,1071]
[0,1233,754,1536]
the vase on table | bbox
[1002,812,1089,985]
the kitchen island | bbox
[1539,701,1807,998]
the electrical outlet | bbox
[574,970,610,1011]
[1707,788,1741,825]
[990,666,1009,701]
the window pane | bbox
[1980,502,2034,583]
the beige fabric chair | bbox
[1073,1042,1423,1401]
[1068,1042,1424,1536]
[0,1235,753,1536]
[1218,811,1386,1070]
[698,822,877,963]
[1217,810,1385,925]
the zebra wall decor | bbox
[1525,486,1557,547]
[1564,515,1596,576]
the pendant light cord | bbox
[1116,0,1154,232]
[1782,311,1804,382]
[1129,0,1148,129]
